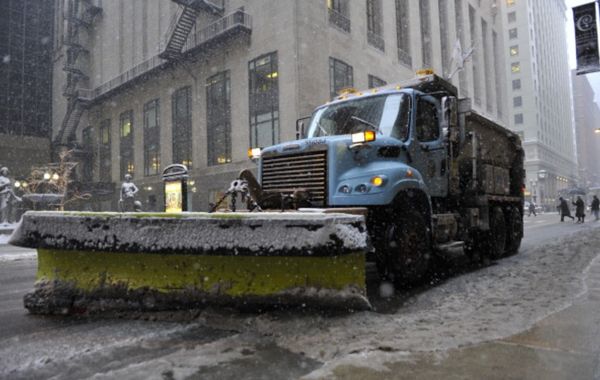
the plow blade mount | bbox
[9,211,370,314]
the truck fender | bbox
[390,179,433,229]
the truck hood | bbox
[259,136,422,207]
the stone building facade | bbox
[500,0,577,208]
[52,0,507,211]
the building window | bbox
[420,0,432,67]
[455,0,468,96]
[513,96,522,107]
[99,119,111,182]
[395,0,411,66]
[143,99,160,176]
[329,57,354,99]
[207,71,231,166]
[509,28,518,39]
[511,62,521,73]
[510,45,519,56]
[482,18,493,113]
[172,86,193,168]
[439,0,450,75]
[493,31,503,119]
[508,11,516,23]
[82,126,94,183]
[469,6,480,105]
[514,113,523,124]
[249,52,279,148]
[328,0,350,33]
[119,110,134,178]
[368,75,387,89]
[367,0,384,51]
[512,79,521,90]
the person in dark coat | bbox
[528,202,537,217]
[573,196,585,223]
[591,195,599,221]
[559,197,574,222]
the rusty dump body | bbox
[454,105,525,202]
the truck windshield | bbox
[307,93,411,140]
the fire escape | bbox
[159,0,224,60]
[55,0,102,146]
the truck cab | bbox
[248,73,524,283]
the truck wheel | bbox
[505,207,523,256]
[488,207,507,260]
[385,210,431,285]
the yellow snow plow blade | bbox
[10,211,370,314]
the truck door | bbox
[409,95,448,197]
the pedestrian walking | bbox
[573,196,586,223]
[559,197,575,222]
[528,202,537,217]
[592,195,600,221]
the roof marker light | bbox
[248,147,261,160]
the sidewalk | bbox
[329,255,600,380]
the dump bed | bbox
[455,105,524,199]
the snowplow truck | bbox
[242,72,524,283]
[10,73,523,314]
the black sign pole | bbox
[574,2,600,75]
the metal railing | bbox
[158,6,187,54]
[173,0,224,12]
[184,10,251,52]
[328,8,350,33]
[367,31,385,52]
[79,55,165,101]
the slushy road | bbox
[1,212,598,379]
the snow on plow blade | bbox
[9,211,370,314]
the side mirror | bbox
[441,96,459,157]
[296,116,311,140]
[441,96,458,142]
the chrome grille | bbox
[261,151,327,206]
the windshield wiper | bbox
[350,116,381,134]
[317,122,329,136]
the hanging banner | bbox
[574,3,600,75]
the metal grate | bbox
[261,151,327,206]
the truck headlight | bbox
[339,185,352,194]
[370,175,387,187]
[355,184,369,193]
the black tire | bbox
[505,207,523,256]
[382,209,431,285]
[487,206,507,260]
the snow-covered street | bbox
[2,212,600,379]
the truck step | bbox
[435,241,465,259]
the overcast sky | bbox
[565,0,600,101]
